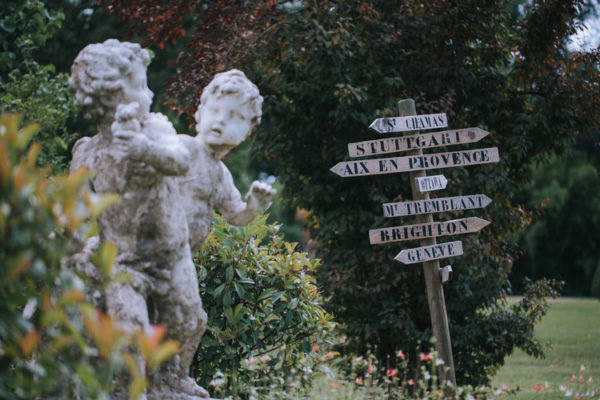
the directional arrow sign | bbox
[395,241,463,264]
[369,217,490,245]
[330,147,500,177]
[348,127,489,158]
[383,194,492,217]
[416,174,447,192]
[369,113,448,134]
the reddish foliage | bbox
[102,0,283,117]
[103,0,193,47]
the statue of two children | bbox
[69,39,275,399]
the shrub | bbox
[0,114,177,399]
[192,213,335,398]
[0,0,81,171]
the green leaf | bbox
[223,290,231,307]
[233,304,246,324]
[301,338,311,354]
[213,283,226,297]
[271,291,286,303]
[289,298,299,310]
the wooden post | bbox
[398,99,457,389]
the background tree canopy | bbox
[8,0,599,388]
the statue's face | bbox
[120,61,153,121]
[197,94,253,155]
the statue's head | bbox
[69,39,153,124]
[194,69,263,157]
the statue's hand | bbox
[245,181,276,213]
[112,130,149,161]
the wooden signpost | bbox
[329,98,501,390]
[330,147,500,177]
[416,174,447,192]
[347,127,489,157]
[395,241,463,264]
[382,194,492,217]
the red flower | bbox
[420,352,432,361]
[313,344,319,352]
[408,379,415,385]
[387,368,396,377]
[579,375,584,383]
[397,350,405,359]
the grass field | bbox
[491,297,600,399]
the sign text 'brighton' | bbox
[369,217,490,244]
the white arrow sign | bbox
[330,147,500,177]
[369,217,490,245]
[383,194,492,217]
[416,175,448,192]
[348,127,489,158]
[395,241,463,264]
[369,113,448,134]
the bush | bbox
[0,114,177,399]
[0,0,81,171]
[192,213,335,398]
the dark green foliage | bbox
[0,0,79,171]
[248,0,594,385]
[511,149,600,297]
[192,214,334,397]
[95,0,600,387]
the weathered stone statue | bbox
[68,40,274,400]
[69,39,206,400]
[179,69,275,254]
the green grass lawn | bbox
[491,297,600,399]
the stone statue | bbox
[68,39,274,400]
[179,69,276,254]
[69,39,207,400]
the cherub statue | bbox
[69,39,209,400]
[178,69,276,254]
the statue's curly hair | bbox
[69,39,150,121]
[195,69,263,128]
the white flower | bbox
[435,357,445,366]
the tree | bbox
[511,148,600,297]
[102,0,599,385]
[0,0,80,170]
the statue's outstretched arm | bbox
[216,163,275,226]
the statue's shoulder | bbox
[72,136,91,156]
